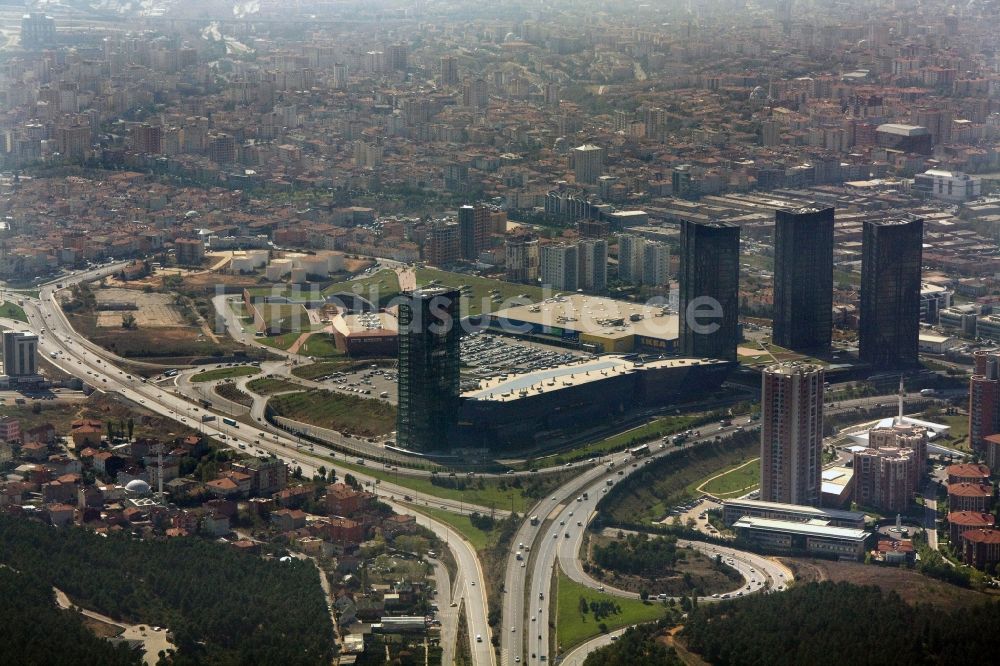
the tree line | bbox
[683,581,1000,666]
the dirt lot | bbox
[95,289,185,328]
[781,558,1000,610]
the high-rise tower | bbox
[678,220,740,361]
[396,289,461,452]
[773,206,834,351]
[859,216,923,369]
[760,362,825,506]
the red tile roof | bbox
[963,529,1000,545]
[948,511,995,526]
[946,463,991,479]
[948,482,993,497]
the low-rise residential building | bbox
[326,482,373,516]
[0,416,21,443]
[962,528,1000,570]
[948,482,994,512]
[947,463,991,485]
[270,508,307,531]
[948,511,996,546]
[201,512,231,537]
[231,457,288,496]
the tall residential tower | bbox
[760,362,825,506]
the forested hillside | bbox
[0,566,142,666]
[684,581,1000,666]
[0,516,333,665]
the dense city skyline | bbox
[3,1,1000,665]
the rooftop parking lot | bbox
[460,333,589,379]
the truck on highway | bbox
[920,388,937,396]
[201,415,216,423]
[222,417,237,427]
[630,443,649,456]
[529,515,539,526]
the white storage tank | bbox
[230,254,257,273]
[246,249,269,268]
[321,251,345,273]
[266,260,292,281]
[298,255,328,276]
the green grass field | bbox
[833,268,860,287]
[299,333,342,359]
[414,267,546,316]
[190,366,261,383]
[556,569,668,652]
[740,253,773,271]
[321,270,402,307]
[699,458,761,498]
[406,505,495,550]
[605,436,759,524]
[255,303,309,333]
[258,331,304,351]
[269,390,397,437]
[0,301,28,322]
[246,376,302,395]
[934,414,971,451]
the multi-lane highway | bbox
[6,265,962,666]
[4,273,496,665]
[502,415,796,666]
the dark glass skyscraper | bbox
[679,220,740,361]
[773,206,834,351]
[859,216,923,370]
[397,288,461,451]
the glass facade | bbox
[859,216,923,369]
[773,206,834,351]
[396,288,461,452]
[679,220,740,361]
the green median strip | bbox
[190,366,261,382]
[334,460,533,514]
